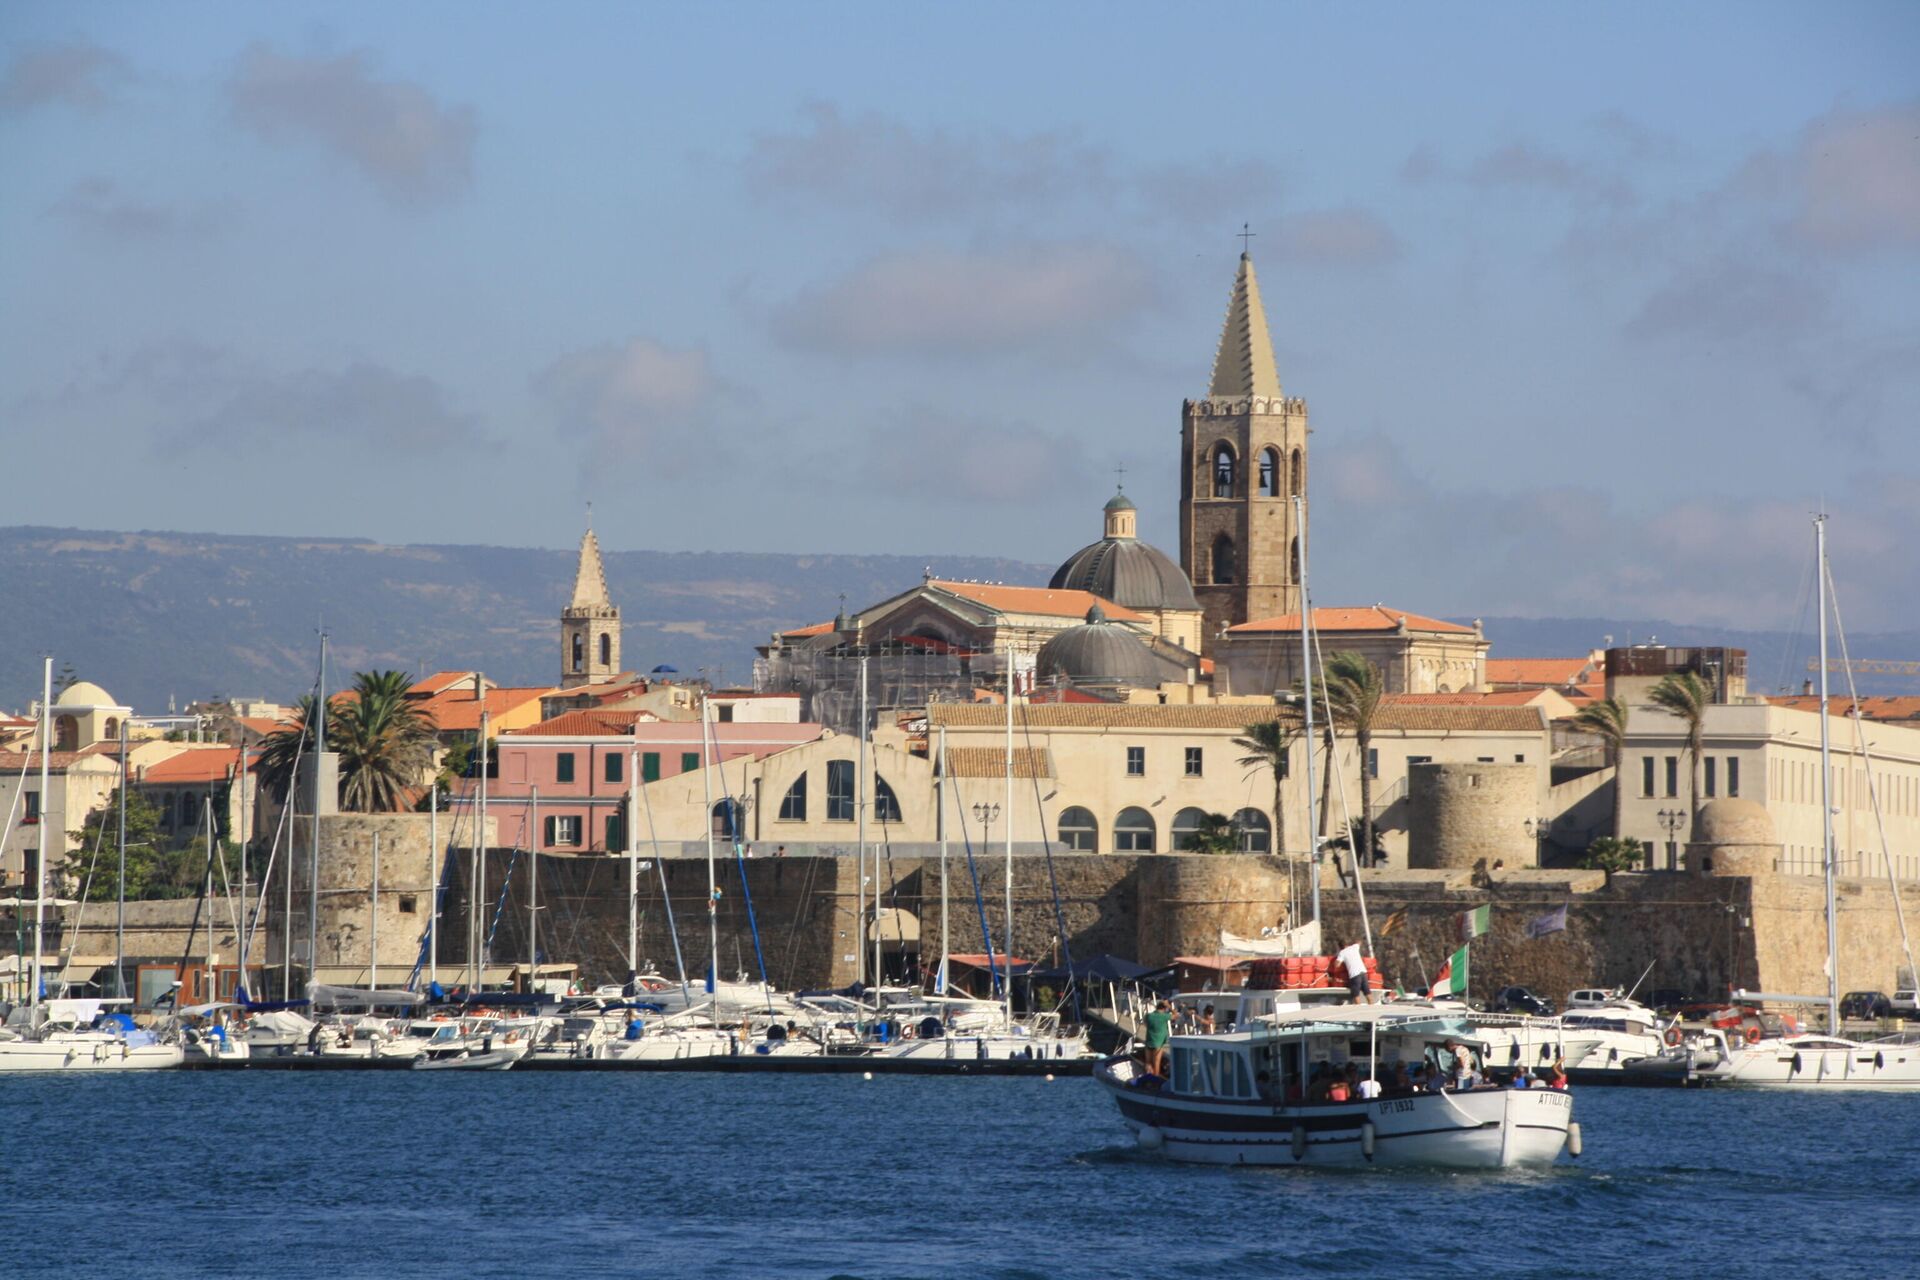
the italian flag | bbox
[1429,945,1469,999]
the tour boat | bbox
[1094,1005,1578,1169]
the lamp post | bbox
[1524,815,1552,867]
[1656,808,1686,872]
[971,802,1001,987]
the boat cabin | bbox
[1164,1013,1493,1104]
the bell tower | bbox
[560,526,621,688]
[1179,251,1308,656]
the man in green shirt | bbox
[1143,1000,1173,1077]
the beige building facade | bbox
[1216,606,1490,697]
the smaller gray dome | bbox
[1103,491,1136,513]
[1038,614,1166,689]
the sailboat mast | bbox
[938,725,950,993]
[627,733,639,989]
[1004,643,1015,1030]
[1815,514,1840,1034]
[474,705,490,989]
[527,786,539,993]
[309,632,326,994]
[427,783,438,987]
[116,714,128,1000]
[857,655,868,988]
[700,695,719,994]
[32,657,50,1021]
[370,832,380,992]
[1294,495,1322,932]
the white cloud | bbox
[534,338,719,472]
[0,40,131,113]
[1785,101,1920,253]
[227,43,476,204]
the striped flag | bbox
[1379,909,1408,937]
[1457,903,1490,942]
[1429,945,1469,999]
[1525,904,1568,939]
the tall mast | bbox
[527,786,539,993]
[700,694,719,994]
[237,724,248,991]
[627,732,640,990]
[115,714,128,1000]
[308,632,326,992]
[857,654,869,988]
[937,725,950,994]
[1004,642,1015,1030]
[369,832,380,992]
[1816,514,1840,1034]
[32,657,51,1021]
[1294,495,1322,932]
[427,783,438,987]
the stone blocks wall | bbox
[1408,762,1535,870]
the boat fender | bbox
[1744,1025,1762,1045]
[1789,1052,1803,1074]
[1567,1121,1583,1158]
[1135,1124,1163,1151]
[1510,1039,1520,1065]
[1360,1121,1376,1162]
[1608,1048,1619,1063]
[1875,1051,1885,1070]
[1290,1125,1307,1162]
[1665,1028,1682,1047]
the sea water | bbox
[4,1073,1917,1278]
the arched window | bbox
[1058,806,1098,852]
[1115,806,1156,852]
[1290,448,1304,497]
[874,774,902,823]
[1170,807,1211,851]
[1289,536,1300,583]
[711,797,743,841]
[1234,808,1272,853]
[1211,534,1236,585]
[571,633,584,672]
[826,760,854,821]
[777,774,807,821]
[598,633,612,667]
[54,716,78,751]
[1212,443,1237,497]
[102,716,120,742]
[1258,447,1281,497]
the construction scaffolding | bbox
[755,636,1010,736]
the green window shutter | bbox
[556,752,575,783]
[681,752,700,773]
[542,815,556,846]
[642,752,660,782]
[605,752,622,783]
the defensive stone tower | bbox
[1180,252,1309,656]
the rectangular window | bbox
[1407,755,1431,767]
[717,704,734,723]
[1476,756,1495,764]
[1727,758,1740,798]
[779,774,807,821]
[1278,745,1290,779]
[1642,756,1655,798]
[681,752,701,774]
[1184,747,1203,777]
[1705,757,1717,798]
[555,752,575,784]
[606,814,626,851]
[1126,746,1145,777]
[826,760,855,822]
[604,752,622,784]
[545,815,581,847]
[398,895,418,914]
[1514,754,1526,764]
[642,752,661,782]
[1664,756,1679,798]
[23,790,39,824]
[1367,748,1379,779]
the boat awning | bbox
[1170,955,1252,973]
[510,963,578,978]
[868,907,920,943]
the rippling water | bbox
[4,1073,1917,1278]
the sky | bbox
[3,2,1918,631]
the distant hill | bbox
[5,526,1915,711]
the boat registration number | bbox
[1376,1098,1416,1115]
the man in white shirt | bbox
[1334,939,1377,1005]
[1355,1074,1383,1100]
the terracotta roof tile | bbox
[517,710,647,737]
[942,747,1054,779]
[926,580,1144,623]
[1386,691,1554,707]
[928,703,1543,733]
[411,671,482,696]
[1485,657,1593,686]
[416,686,555,732]
[140,748,244,784]
[780,621,836,639]
[1767,695,1920,721]
[1227,605,1476,636]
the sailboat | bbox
[0,659,182,1071]
[1691,516,1920,1089]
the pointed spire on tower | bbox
[1207,251,1282,400]
[569,527,612,609]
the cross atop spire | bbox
[1238,222,1256,254]
[1207,250,1282,400]
[569,527,612,610]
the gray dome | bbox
[1049,537,1199,613]
[1103,491,1136,512]
[1037,608,1168,689]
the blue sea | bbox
[4,1073,1917,1278]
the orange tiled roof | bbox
[927,579,1145,622]
[1227,605,1476,636]
[1767,695,1920,721]
[514,710,648,737]
[416,686,554,732]
[928,702,1544,733]
[140,747,245,785]
[1486,657,1592,686]
[780,621,836,639]
[1386,691,1555,707]
[410,671,483,696]
[942,747,1054,779]
[0,747,115,771]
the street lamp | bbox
[1656,808,1686,872]
[972,802,1000,847]
[1524,815,1551,866]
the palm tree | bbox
[331,670,436,812]
[254,695,318,802]
[1180,812,1240,855]
[1234,718,1298,855]
[1647,672,1713,824]
[1323,652,1387,869]
[1572,695,1631,838]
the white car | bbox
[1892,989,1919,1015]
[1565,988,1621,1011]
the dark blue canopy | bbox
[1021,953,1152,984]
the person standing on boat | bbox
[1143,1000,1173,1077]
[1334,939,1376,1005]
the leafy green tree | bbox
[1323,652,1388,868]
[1572,695,1631,837]
[1580,836,1645,885]
[1326,817,1387,865]
[1647,672,1713,821]
[254,695,318,803]
[64,789,240,901]
[1234,719,1297,855]
[1179,812,1240,855]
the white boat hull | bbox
[1697,1035,1920,1089]
[1097,1058,1572,1169]
[0,1035,184,1072]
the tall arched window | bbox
[598,633,611,667]
[102,717,119,742]
[54,716,78,751]
[874,774,902,823]
[1289,536,1300,583]
[711,798,743,841]
[777,774,807,821]
[826,760,855,821]
[1234,808,1272,853]
[571,633,584,672]
[1212,534,1236,585]
[1258,447,1281,497]
[1170,807,1211,851]
[1290,448,1304,497]
[1212,443,1237,497]
[1058,806,1098,852]
[1114,806,1156,852]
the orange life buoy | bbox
[1744,1025,1762,1045]
[1664,1028,1682,1047]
